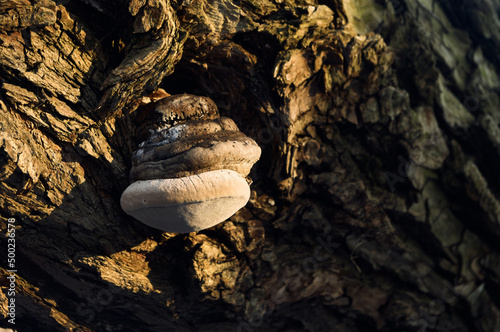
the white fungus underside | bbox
[125,196,248,233]
[120,169,251,233]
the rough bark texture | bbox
[1,0,500,331]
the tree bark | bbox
[1,0,500,331]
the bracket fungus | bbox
[120,94,261,233]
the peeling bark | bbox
[1,0,500,331]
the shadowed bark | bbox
[1,0,500,331]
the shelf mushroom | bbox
[120,94,261,233]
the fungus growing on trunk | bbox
[120,94,261,233]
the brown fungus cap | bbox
[135,94,219,142]
[132,119,244,166]
[130,136,262,181]
[139,117,239,147]
[120,169,251,233]
[132,130,259,167]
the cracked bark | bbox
[1,0,500,331]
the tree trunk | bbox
[1,0,500,331]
